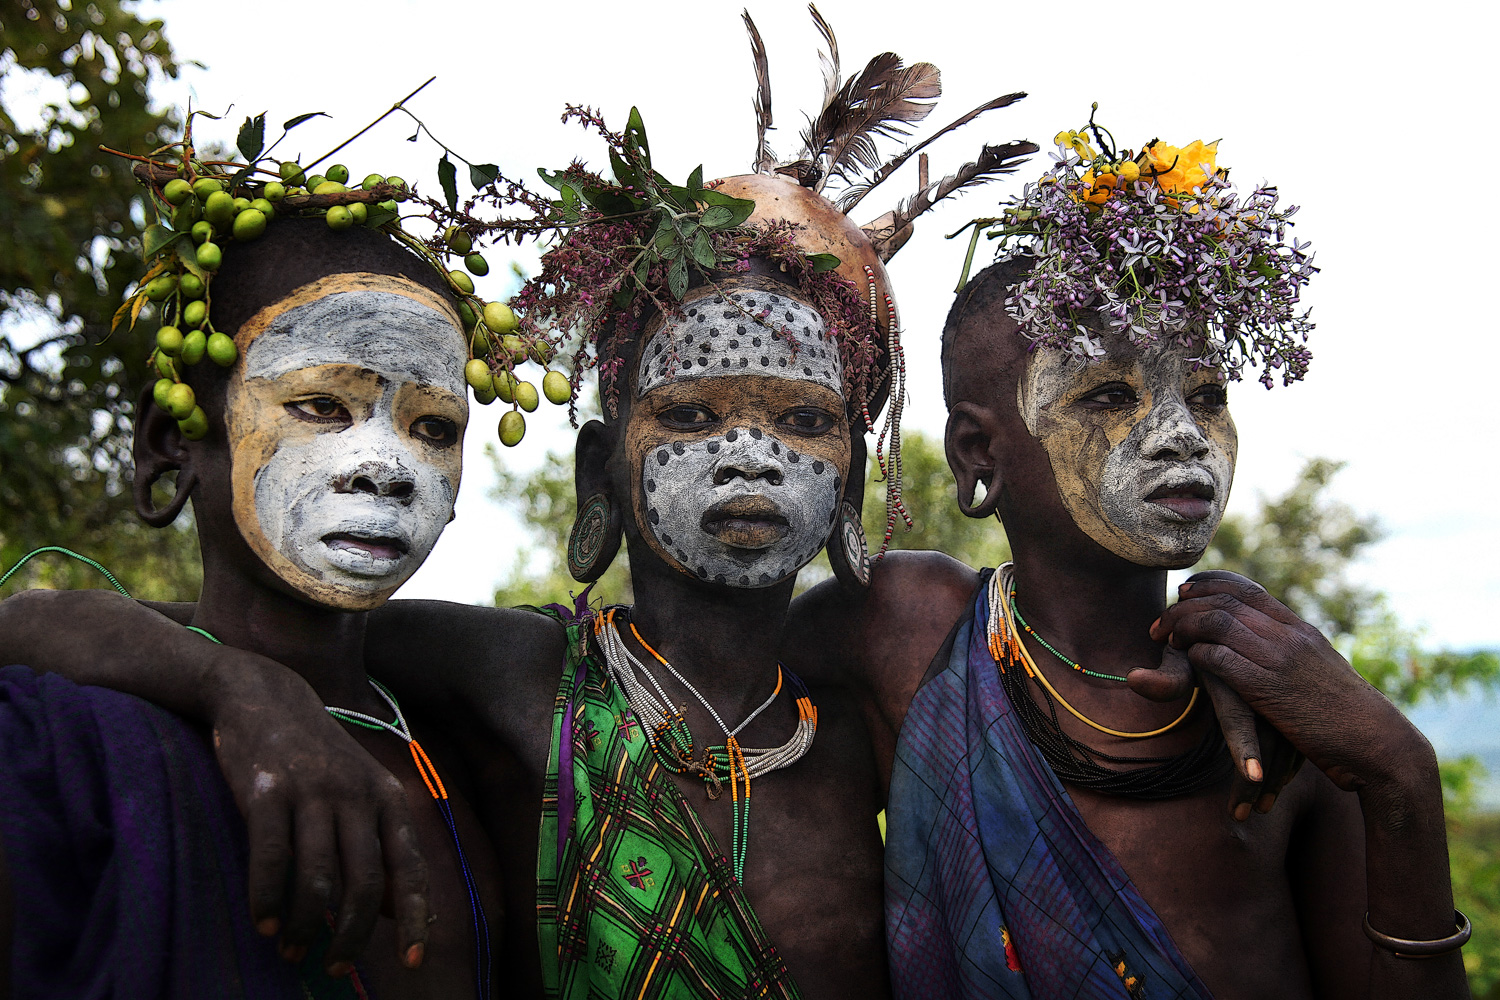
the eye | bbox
[287,397,350,423]
[411,416,458,447]
[1188,383,1228,410]
[658,403,718,429]
[777,407,836,435]
[1078,382,1139,409]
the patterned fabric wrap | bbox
[883,574,1215,1000]
[0,664,301,1000]
[535,611,802,1000]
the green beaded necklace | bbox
[1008,587,1131,683]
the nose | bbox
[712,427,785,486]
[336,461,416,501]
[1141,397,1211,462]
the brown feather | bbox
[743,10,777,173]
[808,4,841,117]
[867,140,1039,260]
[803,53,943,193]
[837,91,1029,213]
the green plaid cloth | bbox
[535,610,802,1000]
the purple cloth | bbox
[0,664,298,999]
[884,576,1214,1000]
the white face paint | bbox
[227,274,468,610]
[1018,337,1238,568]
[626,282,851,588]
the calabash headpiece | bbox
[958,106,1317,387]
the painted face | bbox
[225,273,468,610]
[1017,338,1237,567]
[626,280,851,588]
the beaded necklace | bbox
[325,679,491,1000]
[595,608,817,883]
[985,565,1231,799]
[1008,590,1130,683]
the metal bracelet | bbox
[1362,909,1472,958]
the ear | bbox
[945,401,1002,519]
[132,385,198,528]
[568,418,624,582]
[827,431,870,588]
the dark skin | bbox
[0,367,506,996]
[0,279,890,998]
[782,300,1467,999]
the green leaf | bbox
[613,287,636,309]
[609,150,641,194]
[692,229,716,269]
[364,207,398,229]
[668,256,688,299]
[174,238,208,282]
[559,185,580,223]
[237,113,265,161]
[469,163,499,190]
[654,224,677,254]
[226,163,253,197]
[697,189,755,227]
[807,252,842,272]
[686,165,704,193]
[658,239,682,260]
[142,223,177,260]
[438,154,458,210]
[700,206,735,229]
[634,255,650,286]
[624,107,651,169]
[189,109,222,121]
[283,112,329,130]
[536,168,569,192]
[582,186,639,217]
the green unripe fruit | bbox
[444,226,473,254]
[313,180,347,195]
[179,273,206,299]
[376,199,398,214]
[278,161,306,185]
[156,325,184,355]
[325,164,350,184]
[171,198,201,229]
[361,173,385,190]
[499,410,525,447]
[464,253,489,276]
[152,377,174,410]
[457,300,476,329]
[493,371,517,404]
[153,351,178,380]
[500,334,526,361]
[231,196,251,212]
[385,175,406,191]
[464,358,494,392]
[529,340,556,365]
[448,270,474,295]
[178,405,209,440]
[263,181,286,202]
[482,301,518,334]
[469,324,492,355]
[232,208,268,240]
[249,198,275,219]
[163,178,193,205]
[196,241,223,271]
[182,299,208,329]
[473,383,497,405]
[191,221,213,245]
[144,274,177,301]
[192,177,223,200]
[515,380,539,412]
[347,203,367,225]
[164,382,196,420]
[543,370,571,405]
[207,331,237,367]
[305,174,327,192]
[180,328,207,364]
[203,191,235,226]
[324,206,354,231]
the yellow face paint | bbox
[225,272,468,609]
[1018,339,1237,568]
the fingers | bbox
[377,781,431,969]
[1156,598,1279,671]
[1202,673,1264,821]
[245,779,293,937]
[281,803,339,961]
[1179,574,1301,626]
[324,808,386,976]
[1127,643,1195,702]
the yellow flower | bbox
[1117,160,1140,183]
[1143,139,1221,195]
[1054,129,1097,162]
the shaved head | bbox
[941,256,1034,413]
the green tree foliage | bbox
[0,0,200,601]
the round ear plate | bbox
[568,492,616,582]
[838,500,871,587]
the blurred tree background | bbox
[0,0,200,599]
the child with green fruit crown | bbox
[0,13,1039,998]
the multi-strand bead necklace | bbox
[595,608,817,883]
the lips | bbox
[322,532,410,564]
[701,495,790,550]
[1144,481,1216,521]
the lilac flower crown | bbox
[957,107,1317,387]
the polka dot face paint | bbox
[625,280,851,588]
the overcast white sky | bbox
[126,0,1499,649]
